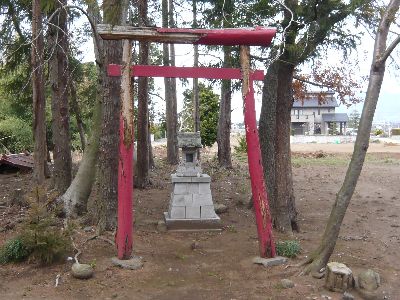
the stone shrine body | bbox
[164,132,221,230]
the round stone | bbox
[71,263,94,279]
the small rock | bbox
[83,226,93,232]
[157,220,167,232]
[343,291,354,300]
[214,203,228,214]
[111,257,143,270]
[71,263,94,279]
[280,278,294,289]
[358,269,380,291]
[252,256,288,267]
[190,241,201,250]
[321,295,331,300]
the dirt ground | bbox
[0,143,399,300]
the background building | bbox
[291,92,348,135]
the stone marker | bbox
[252,256,288,267]
[71,263,94,279]
[164,132,221,231]
[111,256,143,270]
[325,262,353,292]
[358,269,380,291]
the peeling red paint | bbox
[243,80,276,258]
[157,27,276,46]
[108,65,264,81]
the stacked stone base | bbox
[164,174,221,231]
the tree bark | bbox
[70,82,87,151]
[136,0,150,188]
[259,60,278,226]
[217,46,233,168]
[162,0,178,164]
[60,2,104,217]
[193,0,200,134]
[31,0,46,202]
[94,1,124,232]
[302,0,400,274]
[216,0,233,168]
[49,0,72,193]
[274,62,298,232]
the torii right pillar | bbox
[240,45,276,258]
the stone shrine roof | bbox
[178,132,202,148]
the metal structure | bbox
[99,25,277,259]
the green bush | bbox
[234,136,247,154]
[21,205,71,265]
[391,128,400,136]
[0,238,30,264]
[374,129,384,136]
[0,117,33,153]
[275,240,301,258]
[0,205,71,265]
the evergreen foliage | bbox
[275,240,301,258]
[181,83,219,147]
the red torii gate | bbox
[98,25,277,260]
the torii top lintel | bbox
[97,24,276,47]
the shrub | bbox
[0,117,33,153]
[275,240,301,258]
[374,129,384,136]
[234,136,247,154]
[21,205,71,265]
[0,205,71,265]
[0,238,30,264]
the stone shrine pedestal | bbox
[164,132,221,231]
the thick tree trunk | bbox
[259,61,278,225]
[162,0,178,164]
[70,82,86,151]
[274,62,298,232]
[31,0,46,202]
[217,46,232,168]
[94,1,124,232]
[136,0,150,188]
[49,0,72,193]
[60,2,103,217]
[303,0,399,274]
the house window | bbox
[313,112,315,117]
[299,110,303,115]
[318,109,320,115]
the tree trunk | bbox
[94,1,125,232]
[193,0,200,134]
[136,0,150,188]
[259,60,278,226]
[60,3,104,217]
[302,0,399,274]
[31,0,46,202]
[70,82,86,151]
[217,46,233,168]
[216,0,233,168]
[162,0,178,164]
[49,0,72,193]
[148,126,155,169]
[274,62,298,232]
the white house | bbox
[291,92,349,135]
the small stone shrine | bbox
[164,132,221,230]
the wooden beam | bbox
[108,64,265,81]
[97,24,276,46]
